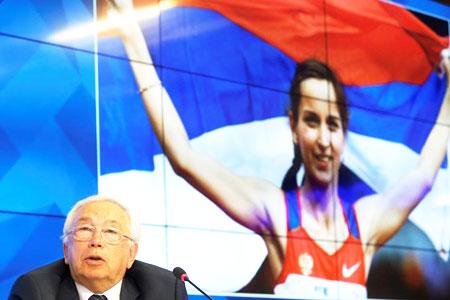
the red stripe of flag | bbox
[161,0,448,85]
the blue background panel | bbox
[0,33,97,215]
[0,212,65,298]
[0,0,97,298]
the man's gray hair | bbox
[62,195,141,243]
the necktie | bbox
[88,295,108,300]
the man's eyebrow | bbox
[76,217,92,223]
[76,218,122,226]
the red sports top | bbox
[276,188,366,286]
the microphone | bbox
[173,267,213,300]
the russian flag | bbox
[98,0,449,296]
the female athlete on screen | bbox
[106,0,450,298]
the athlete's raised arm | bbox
[105,0,284,234]
[356,52,450,254]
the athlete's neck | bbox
[301,182,339,226]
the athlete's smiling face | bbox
[290,78,345,187]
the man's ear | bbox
[127,242,138,269]
[63,242,69,264]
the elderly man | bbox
[9,195,187,300]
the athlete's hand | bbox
[104,0,140,39]
[439,48,450,81]
[106,0,135,15]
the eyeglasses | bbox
[65,225,134,245]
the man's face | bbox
[63,201,138,293]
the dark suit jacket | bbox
[8,259,187,300]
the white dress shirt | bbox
[75,280,122,300]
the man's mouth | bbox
[85,255,105,265]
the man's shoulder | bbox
[127,260,174,281]
[123,261,187,299]
[9,259,75,300]
[24,259,69,277]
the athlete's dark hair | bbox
[281,60,349,191]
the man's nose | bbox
[89,230,104,247]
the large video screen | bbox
[1,0,449,299]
